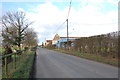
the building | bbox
[45,40,52,46]
[45,34,80,49]
[52,34,61,45]
[56,37,80,49]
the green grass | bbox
[2,50,36,79]
[0,48,5,53]
[12,52,35,78]
[53,49,118,67]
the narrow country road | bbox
[34,47,118,78]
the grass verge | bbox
[0,48,5,54]
[2,50,36,79]
[53,49,118,67]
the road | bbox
[34,47,118,78]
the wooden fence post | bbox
[14,53,16,70]
[5,57,7,77]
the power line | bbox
[52,0,72,41]
[67,0,72,19]
[69,22,118,26]
[61,32,67,37]
[54,0,72,36]
[53,20,66,35]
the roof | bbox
[60,37,81,38]
[53,34,61,40]
[46,40,52,42]
[57,38,77,43]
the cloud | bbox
[18,8,24,12]
[107,0,118,5]
[2,0,42,2]
[23,1,118,44]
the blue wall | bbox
[56,38,78,48]
[56,38,67,48]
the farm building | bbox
[56,37,80,49]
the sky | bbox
[1,0,119,45]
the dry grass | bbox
[53,49,118,67]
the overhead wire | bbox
[51,0,72,39]
[67,0,72,19]
[53,20,66,35]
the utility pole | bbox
[44,37,47,46]
[66,0,71,49]
[66,19,69,48]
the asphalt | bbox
[34,47,118,78]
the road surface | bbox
[34,47,118,78]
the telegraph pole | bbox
[66,0,71,49]
[66,19,69,48]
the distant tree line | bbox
[74,31,119,59]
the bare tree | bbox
[2,26,18,45]
[2,11,32,50]
[23,28,38,47]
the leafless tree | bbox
[23,28,38,47]
[2,11,33,49]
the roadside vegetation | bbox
[0,48,5,54]
[2,49,36,78]
[48,48,118,67]
[1,11,38,79]
[46,31,119,67]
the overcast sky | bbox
[1,0,118,45]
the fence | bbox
[1,49,29,78]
